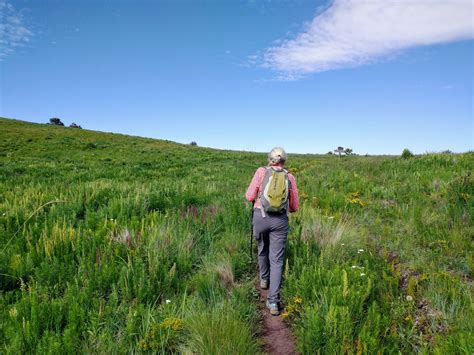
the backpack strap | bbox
[257,166,271,218]
[283,168,290,216]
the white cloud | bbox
[262,0,474,77]
[0,0,33,60]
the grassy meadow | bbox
[1,117,473,353]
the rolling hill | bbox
[1,117,472,353]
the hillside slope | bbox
[1,117,473,353]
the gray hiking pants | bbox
[252,208,289,304]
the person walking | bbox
[245,147,299,316]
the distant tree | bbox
[334,146,344,157]
[49,117,64,126]
[189,141,198,146]
[401,148,414,159]
[344,148,353,156]
[69,123,82,129]
[327,151,333,155]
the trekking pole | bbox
[250,200,255,259]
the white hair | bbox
[268,147,287,165]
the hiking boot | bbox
[266,300,280,316]
[260,279,269,290]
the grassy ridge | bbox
[1,117,473,353]
[1,118,262,353]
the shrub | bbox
[401,148,414,159]
[49,118,64,126]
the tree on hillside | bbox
[344,148,353,156]
[401,148,414,159]
[69,123,82,129]
[334,146,344,157]
[189,141,198,146]
[49,118,64,126]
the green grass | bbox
[1,117,473,353]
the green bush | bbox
[401,148,414,159]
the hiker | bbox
[245,147,299,316]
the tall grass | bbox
[1,117,473,353]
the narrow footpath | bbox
[256,281,298,355]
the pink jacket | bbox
[245,166,300,213]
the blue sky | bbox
[1,0,473,155]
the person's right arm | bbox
[245,167,266,202]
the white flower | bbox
[166,299,171,304]
[341,243,345,246]
[406,295,413,302]
[358,249,364,252]
[351,265,357,269]
[2,213,5,216]
[360,273,366,277]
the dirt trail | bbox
[256,281,298,355]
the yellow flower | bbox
[346,192,365,207]
[293,296,303,305]
[160,317,183,331]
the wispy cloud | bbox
[262,0,474,78]
[0,0,33,60]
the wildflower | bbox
[160,317,183,331]
[346,192,365,207]
[293,296,302,304]
[9,307,18,318]
[357,249,364,253]
[166,299,171,304]
[341,243,345,246]
[360,273,366,277]
[2,212,6,216]
[281,311,289,320]
[406,295,413,302]
[351,265,357,269]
